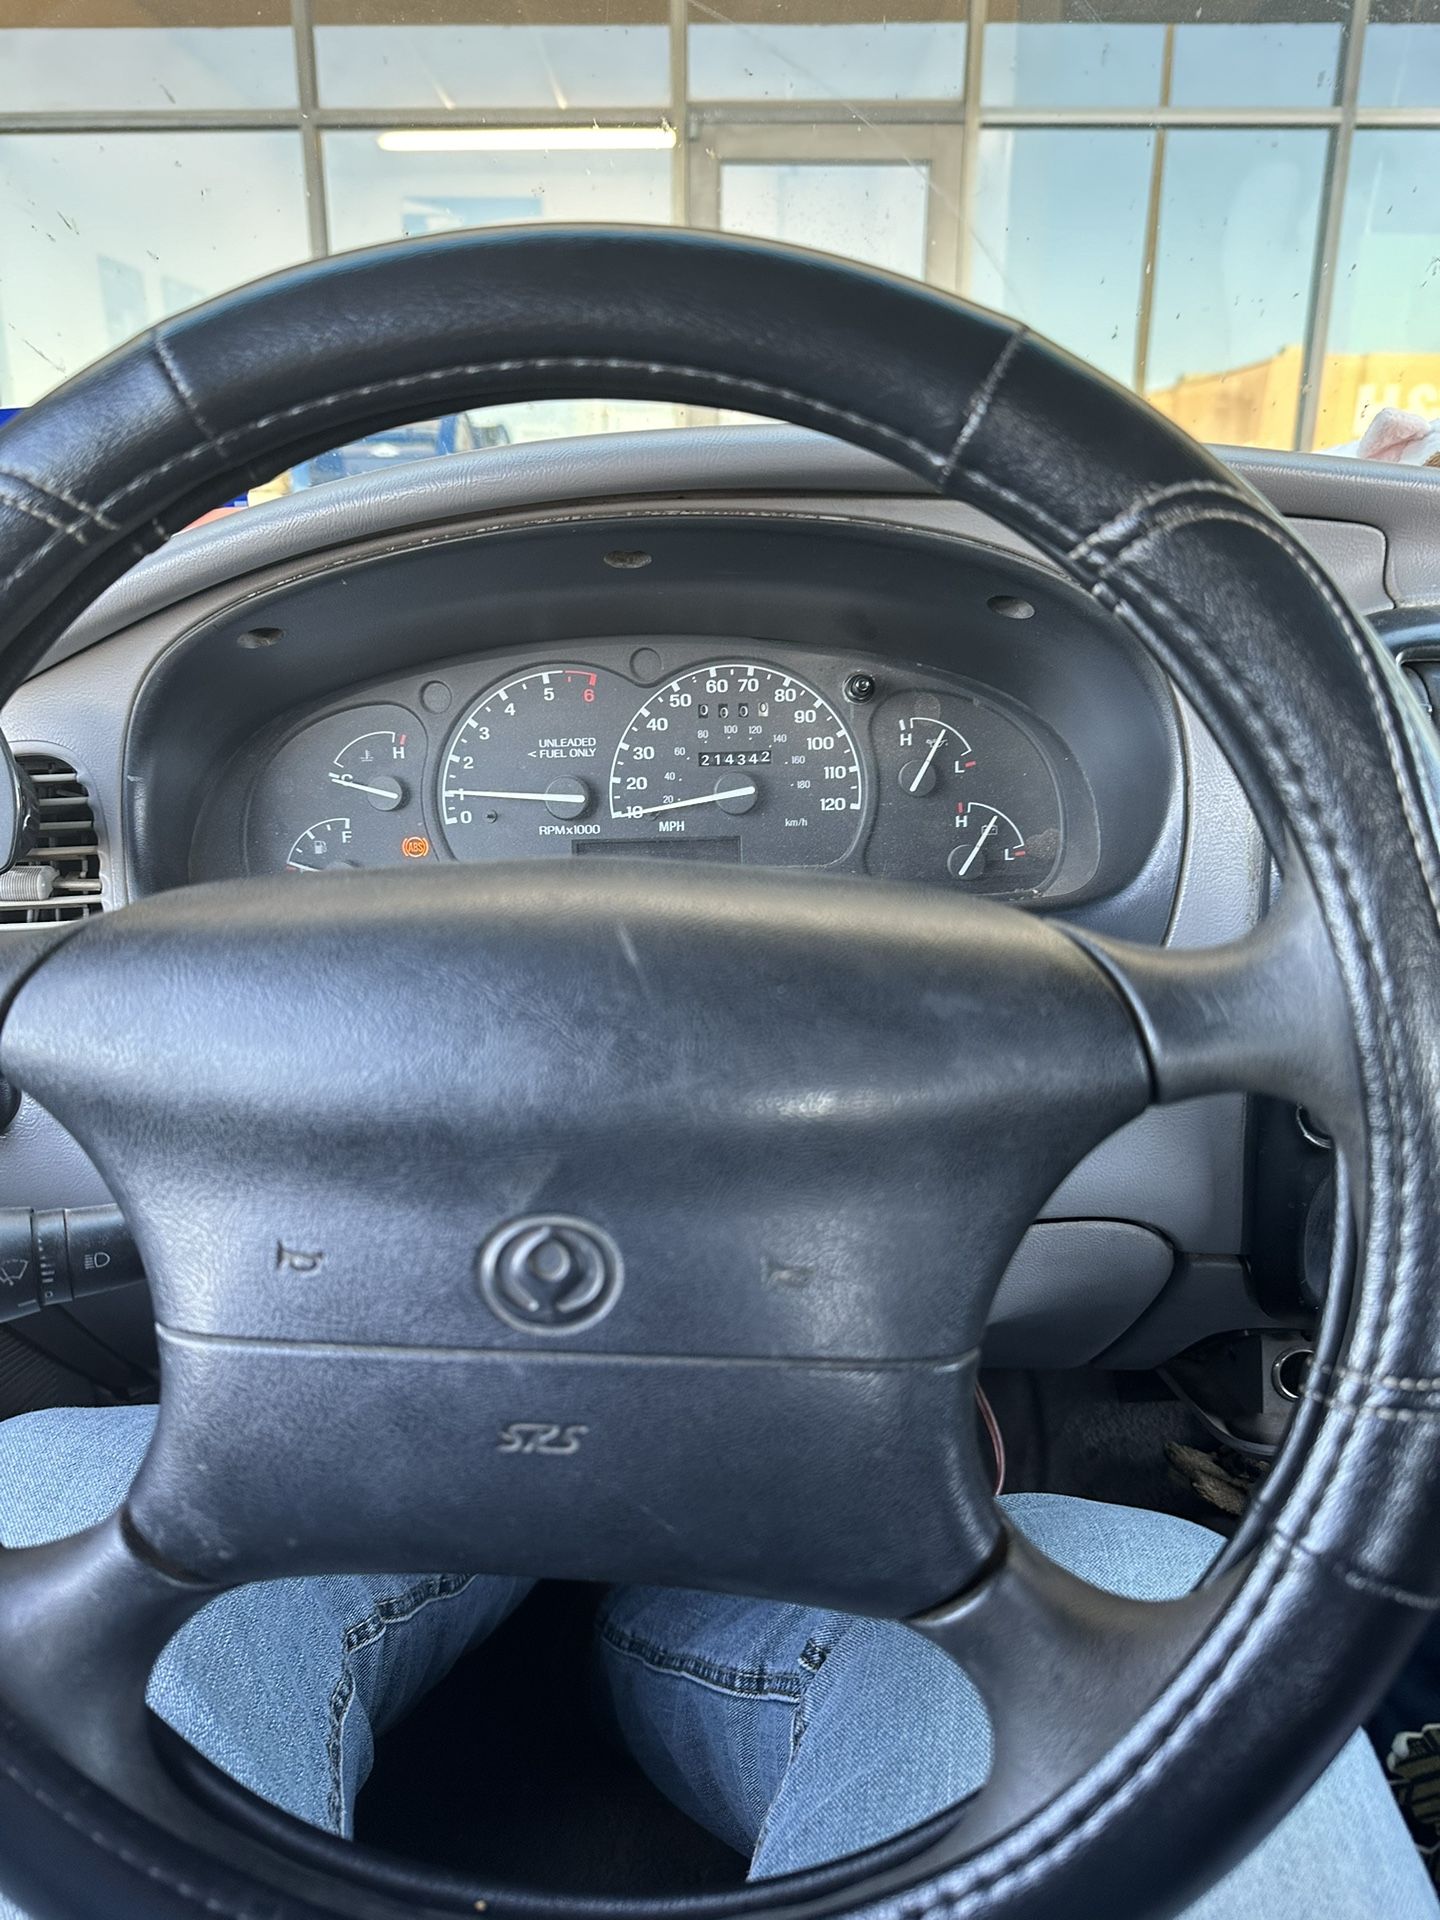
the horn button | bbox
[1,860,1150,1612]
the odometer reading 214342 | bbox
[608,663,864,866]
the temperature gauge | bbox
[329,727,411,813]
[247,703,434,874]
[867,690,1062,894]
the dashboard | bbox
[1,423,1436,1415]
[138,497,1181,939]
[224,641,1085,899]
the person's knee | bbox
[0,1403,156,1548]
[748,1614,991,1878]
[1001,1492,1222,1601]
[748,1499,1222,1877]
[594,1589,995,1877]
[595,1586,832,1855]
[149,1567,532,1835]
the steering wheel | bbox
[0,225,1436,1920]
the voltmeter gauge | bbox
[946,802,1029,886]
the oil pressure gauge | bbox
[867,690,1063,894]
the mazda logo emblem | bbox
[477,1216,623,1334]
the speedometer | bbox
[608,662,863,866]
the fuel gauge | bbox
[247,703,435,875]
[286,817,359,873]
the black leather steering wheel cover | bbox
[0,224,1437,1920]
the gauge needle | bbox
[631,786,756,817]
[329,773,396,800]
[909,731,947,794]
[955,814,999,878]
[447,788,583,803]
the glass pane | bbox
[0,0,1429,473]
[0,134,309,409]
[719,162,929,277]
[983,0,1345,110]
[982,8,1165,106]
[1169,13,1343,106]
[0,1,296,111]
[971,129,1153,386]
[1144,130,1327,449]
[1360,0,1440,107]
[324,130,672,251]
[315,1,669,109]
[1317,132,1440,446]
[689,1,966,103]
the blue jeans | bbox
[0,1405,1432,1917]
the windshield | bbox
[0,0,1436,492]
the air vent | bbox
[0,755,104,927]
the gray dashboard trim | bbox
[1219,445,1440,608]
[42,426,1438,672]
[51,429,925,667]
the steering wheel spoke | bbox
[1070,863,1359,1138]
[0,1513,218,1819]
[909,1522,1240,1850]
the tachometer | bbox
[608,662,863,866]
[438,665,630,860]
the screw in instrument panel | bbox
[844,674,876,703]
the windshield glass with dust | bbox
[0,1,1435,490]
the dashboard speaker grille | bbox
[0,755,104,927]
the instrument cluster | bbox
[239,639,1089,901]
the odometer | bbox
[609,663,863,866]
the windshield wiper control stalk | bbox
[0,1205,144,1323]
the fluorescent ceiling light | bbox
[377,126,676,154]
